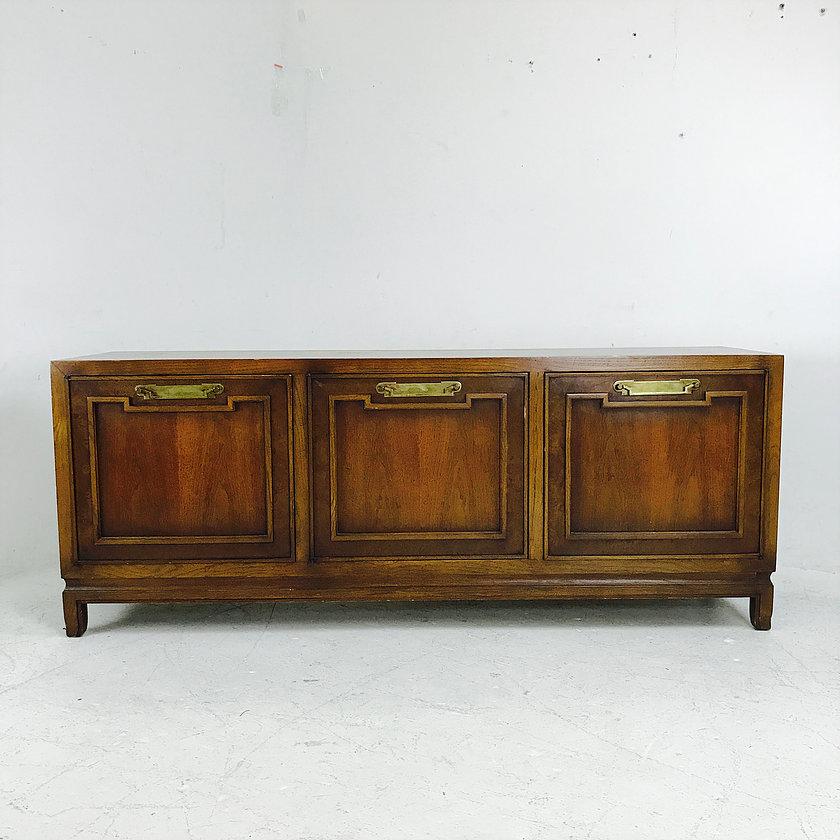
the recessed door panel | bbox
[70,376,294,561]
[310,374,527,559]
[546,371,765,557]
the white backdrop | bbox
[1,1,838,577]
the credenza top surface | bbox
[59,346,778,362]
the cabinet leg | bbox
[749,581,774,631]
[63,591,88,638]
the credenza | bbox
[51,348,783,636]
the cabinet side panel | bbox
[760,357,784,569]
[51,363,78,575]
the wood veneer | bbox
[51,349,783,635]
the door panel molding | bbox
[327,392,508,541]
[86,395,274,544]
[69,375,295,562]
[309,373,528,560]
[563,390,748,540]
[545,371,765,559]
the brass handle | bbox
[375,380,462,398]
[613,378,700,396]
[134,383,225,400]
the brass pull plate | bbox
[375,380,463,398]
[134,383,225,400]
[613,378,700,396]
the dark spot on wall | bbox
[648,53,652,58]
[596,57,601,62]
[678,132,685,138]
[633,32,637,36]
[529,59,534,73]
[820,7,826,13]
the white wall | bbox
[1,0,838,576]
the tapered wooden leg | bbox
[750,580,774,631]
[63,590,88,637]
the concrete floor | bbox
[1,566,838,840]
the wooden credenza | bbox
[51,348,783,635]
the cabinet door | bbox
[69,376,294,562]
[310,374,527,559]
[546,371,765,558]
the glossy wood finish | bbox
[546,371,766,557]
[309,374,526,559]
[51,349,783,635]
[68,376,294,562]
